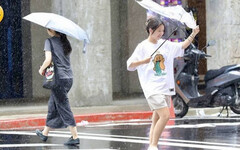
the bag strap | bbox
[48,38,54,53]
[47,38,56,64]
[47,38,59,79]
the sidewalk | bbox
[0,98,154,130]
[0,98,231,130]
[0,98,150,120]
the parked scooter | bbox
[172,41,240,117]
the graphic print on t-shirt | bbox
[153,54,166,76]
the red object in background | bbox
[0,110,175,130]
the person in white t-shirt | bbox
[127,17,200,150]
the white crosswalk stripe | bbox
[0,130,240,150]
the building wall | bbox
[51,0,113,106]
[111,0,122,95]
[126,1,147,94]
[29,0,51,100]
[206,0,240,69]
[111,0,146,97]
[21,0,32,99]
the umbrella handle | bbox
[150,12,185,57]
[151,26,179,57]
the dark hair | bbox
[146,17,164,35]
[56,31,72,55]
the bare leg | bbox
[42,126,50,136]
[149,111,159,144]
[150,107,170,147]
[69,126,78,139]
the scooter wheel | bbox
[230,106,240,114]
[172,95,189,118]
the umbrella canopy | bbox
[136,0,196,29]
[23,12,89,43]
[23,12,90,52]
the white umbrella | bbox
[136,0,196,29]
[23,12,90,53]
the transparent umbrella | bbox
[136,0,197,56]
[23,12,90,53]
[136,0,196,29]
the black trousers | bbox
[46,78,76,128]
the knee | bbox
[155,108,170,121]
[163,114,170,121]
[160,112,170,122]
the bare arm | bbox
[39,51,52,76]
[182,25,200,50]
[128,57,152,69]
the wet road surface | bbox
[1,116,240,150]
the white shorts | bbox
[147,94,171,111]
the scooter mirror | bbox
[208,40,216,47]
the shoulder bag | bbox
[42,38,58,89]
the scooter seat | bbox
[204,64,236,82]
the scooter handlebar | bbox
[204,54,211,57]
[183,49,211,60]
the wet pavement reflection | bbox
[1,116,240,149]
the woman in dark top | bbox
[36,29,79,145]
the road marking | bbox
[52,131,240,148]
[85,119,240,129]
[166,122,240,128]
[175,117,240,120]
[0,143,117,150]
[86,122,151,127]
[0,143,61,148]
[0,131,239,150]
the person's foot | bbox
[35,129,48,142]
[64,136,80,145]
[147,146,158,150]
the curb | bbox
[0,111,175,130]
